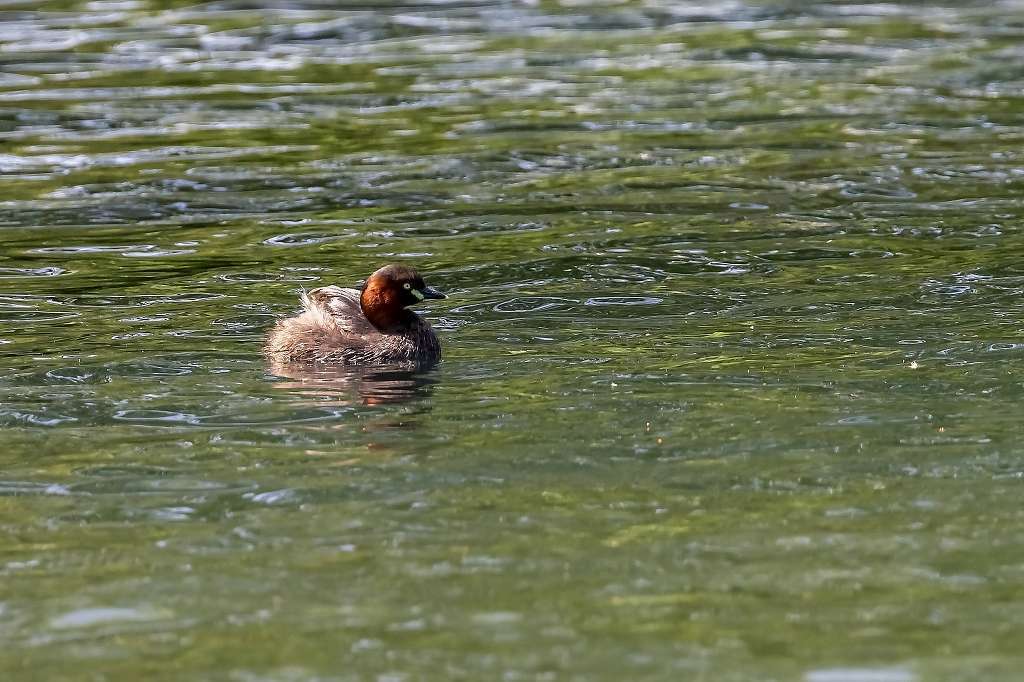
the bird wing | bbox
[301,286,375,335]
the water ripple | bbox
[0,266,68,278]
[1,0,1023,678]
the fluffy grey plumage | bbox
[264,268,443,366]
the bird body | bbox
[264,265,444,366]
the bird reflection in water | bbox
[267,361,437,407]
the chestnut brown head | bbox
[360,264,446,331]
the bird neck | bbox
[361,289,415,332]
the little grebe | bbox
[264,264,446,365]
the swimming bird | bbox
[264,264,446,365]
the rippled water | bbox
[3,1,1024,680]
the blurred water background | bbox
[2,1,1024,680]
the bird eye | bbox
[403,282,411,290]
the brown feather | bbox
[264,274,442,366]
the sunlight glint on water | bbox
[1,1,1024,680]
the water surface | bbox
[2,1,1024,680]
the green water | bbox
[2,1,1024,680]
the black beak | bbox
[421,285,446,300]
